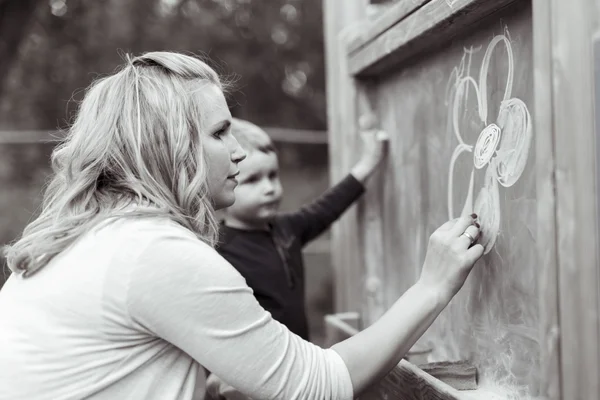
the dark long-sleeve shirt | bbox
[217,174,365,339]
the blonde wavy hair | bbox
[5,51,227,277]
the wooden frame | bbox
[324,313,470,400]
[348,0,522,77]
[323,0,600,398]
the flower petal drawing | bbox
[448,143,473,219]
[474,164,501,254]
[495,98,533,187]
[479,31,514,125]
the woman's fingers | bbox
[421,216,485,301]
[449,214,477,237]
[437,218,459,232]
[456,223,481,248]
[464,243,485,265]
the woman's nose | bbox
[230,137,246,163]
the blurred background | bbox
[0,0,333,345]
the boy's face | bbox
[225,150,283,229]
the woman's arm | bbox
[125,223,354,400]
[126,215,481,399]
[332,281,442,394]
[333,215,483,396]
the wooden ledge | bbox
[324,313,483,400]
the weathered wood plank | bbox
[325,314,474,400]
[548,0,600,398]
[323,0,369,314]
[348,0,522,77]
[356,89,388,326]
[531,0,561,399]
[347,0,432,55]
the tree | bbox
[0,0,327,131]
[0,0,43,98]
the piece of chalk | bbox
[376,130,389,141]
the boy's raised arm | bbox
[279,115,388,244]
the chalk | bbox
[359,112,389,142]
[418,360,478,391]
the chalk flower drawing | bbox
[447,28,533,254]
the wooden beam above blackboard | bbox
[346,0,430,55]
[347,0,522,77]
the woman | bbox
[0,52,483,400]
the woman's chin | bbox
[213,193,236,211]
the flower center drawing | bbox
[474,123,501,169]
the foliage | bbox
[0,0,327,130]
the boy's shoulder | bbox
[217,221,281,248]
[216,223,240,248]
[217,218,293,246]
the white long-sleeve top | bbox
[0,216,354,400]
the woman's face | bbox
[199,84,246,210]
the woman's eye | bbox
[213,129,225,139]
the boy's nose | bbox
[263,180,276,195]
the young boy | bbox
[217,117,388,340]
[205,117,387,400]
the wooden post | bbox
[323,0,369,314]
[531,1,561,398]
[356,87,388,326]
[545,0,600,398]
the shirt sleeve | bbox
[124,225,354,400]
[278,174,365,245]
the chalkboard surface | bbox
[370,3,538,397]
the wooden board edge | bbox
[548,0,600,398]
[349,0,523,77]
[531,0,562,398]
[347,0,432,55]
[323,0,369,313]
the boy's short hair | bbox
[231,118,276,154]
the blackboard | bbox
[369,3,538,397]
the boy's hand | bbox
[351,113,389,183]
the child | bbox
[205,118,388,400]
[217,117,388,340]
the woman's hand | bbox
[417,214,484,304]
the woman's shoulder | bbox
[95,214,209,255]
[109,216,245,291]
